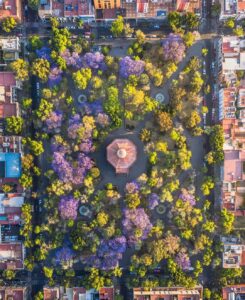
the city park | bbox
[4,15,243,299]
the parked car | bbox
[212,108,216,122]
[203,61,206,75]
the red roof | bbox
[99,287,114,300]
[107,139,137,174]
[0,242,24,270]
[0,0,22,20]
[0,72,16,86]
[0,287,26,300]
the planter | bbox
[156,204,166,215]
[78,94,87,104]
[79,205,91,218]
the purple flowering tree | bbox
[122,208,152,244]
[45,111,63,132]
[125,181,139,194]
[55,247,74,269]
[148,193,160,210]
[96,113,110,127]
[36,46,51,61]
[179,189,196,206]
[83,52,106,70]
[175,252,191,270]
[162,34,186,63]
[52,152,94,185]
[59,196,78,220]
[119,56,145,78]
[61,50,82,68]
[85,236,127,270]
[48,67,63,87]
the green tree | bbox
[211,3,221,16]
[29,35,43,50]
[183,12,199,29]
[28,0,39,9]
[28,139,44,156]
[135,30,146,44]
[72,68,92,90]
[3,269,16,280]
[201,176,214,196]
[183,31,195,47]
[51,28,71,52]
[184,110,201,129]
[1,17,17,32]
[5,116,23,135]
[36,98,53,121]
[22,98,32,109]
[155,111,173,132]
[233,26,244,36]
[190,71,204,93]
[167,11,182,30]
[202,48,208,56]
[220,208,234,234]
[10,59,29,81]
[43,266,54,279]
[124,23,133,37]
[31,58,50,82]
[103,86,122,127]
[203,288,211,300]
[202,220,216,233]
[34,291,44,300]
[50,17,59,28]
[19,173,33,189]
[97,212,109,227]
[210,125,224,163]
[164,62,178,79]
[225,17,235,29]
[111,16,124,37]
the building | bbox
[38,0,95,22]
[219,36,245,71]
[220,0,245,19]
[218,36,245,216]
[222,284,245,300]
[0,285,30,300]
[107,139,137,174]
[0,0,22,21]
[0,242,24,269]
[133,286,203,300]
[221,236,245,268]
[0,72,21,120]
[43,286,115,300]
[0,37,21,63]
[176,0,201,15]
[121,0,174,19]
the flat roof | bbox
[0,153,21,178]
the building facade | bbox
[218,36,245,217]
[133,286,203,300]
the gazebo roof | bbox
[107,139,137,174]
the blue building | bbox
[0,153,21,178]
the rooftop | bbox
[0,286,28,300]
[133,287,203,300]
[0,0,22,20]
[43,287,114,300]
[0,242,24,269]
[222,37,245,71]
[223,285,245,300]
[0,37,20,52]
[0,152,21,178]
